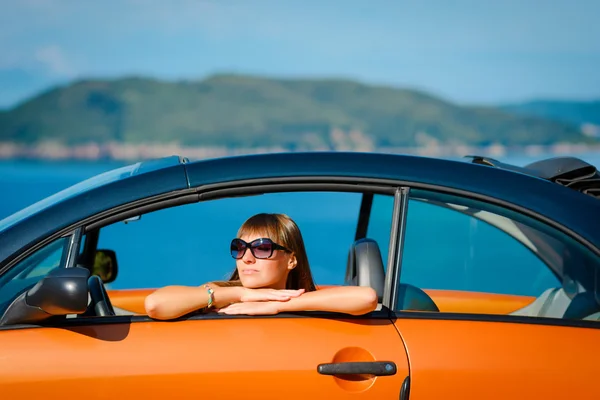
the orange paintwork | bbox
[423,289,535,314]
[393,317,600,399]
[2,287,598,398]
[0,317,409,399]
[108,288,153,314]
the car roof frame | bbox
[2,151,600,269]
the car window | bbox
[366,194,394,270]
[401,199,559,296]
[95,191,367,290]
[397,189,600,321]
[0,236,70,314]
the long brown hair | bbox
[218,213,317,292]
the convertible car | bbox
[0,151,599,399]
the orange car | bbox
[0,152,599,399]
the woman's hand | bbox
[217,301,281,315]
[239,288,305,303]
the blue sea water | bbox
[1,152,600,296]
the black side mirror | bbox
[93,249,118,284]
[0,266,90,326]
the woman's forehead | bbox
[239,228,277,241]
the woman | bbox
[145,213,378,320]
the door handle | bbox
[317,361,397,376]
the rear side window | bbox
[395,189,600,322]
[401,199,559,296]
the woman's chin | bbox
[239,276,265,288]
[240,275,282,289]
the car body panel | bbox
[108,289,152,314]
[0,317,409,399]
[393,317,600,399]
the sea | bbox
[2,151,600,296]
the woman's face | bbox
[235,232,297,289]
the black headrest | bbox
[563,291,600,320]
[346,238,440,312]
[397,283,440,312]
[346,238,386,301]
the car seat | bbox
[510,275,599,320]
[345,238,386,302]
[345,238,439,312]
[584,311,600,321]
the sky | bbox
[1,0,599,109]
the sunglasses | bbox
[230,238,291,259]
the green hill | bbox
[0,74,594,149]
[500,100,600,126]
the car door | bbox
[0,312,409,398]
[0,189,410,399]
[391,188,600,399]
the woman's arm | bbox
[218,286,379,316]
[276,286,379,315]
[145,285,306,320]
[145,284,242,320]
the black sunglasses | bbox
[230,238,291,259]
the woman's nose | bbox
[242,248,256,263]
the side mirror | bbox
[0,266,90,326]
[93,249,118,284]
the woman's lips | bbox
[241,269,259,275]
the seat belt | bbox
[537,287,560,317]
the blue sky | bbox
[1,0,599,109]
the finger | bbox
[268,294,291,301]
[270,289,303,296]
[272,290,303,298]
[266,290,284,295]
[218,306,239,314]
[219,306,248,315]
[217,303,238,312]
[222,302,246,310]
[279,289,305,294]
[242,297,283,303]
[269,297,291,302]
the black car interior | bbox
[345,237,439,312]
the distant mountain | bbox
[0,74,595,150]
[500,100,600,126]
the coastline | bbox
[1,141,600,162]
